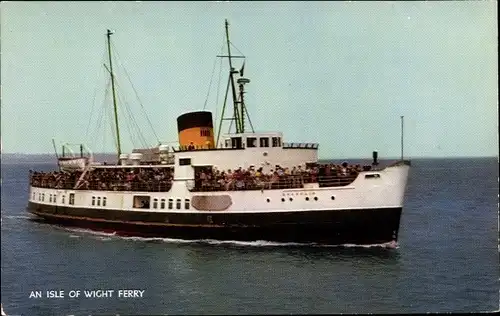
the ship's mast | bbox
[225,20,242,133]
[216,20,254,144]
[106,29,122,160]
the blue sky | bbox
[1,1,497,159]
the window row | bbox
[151,198,190,210]
[33,192,75,205]
[91,196,107,207]
[226,136,282,149]
[133,196,191,210]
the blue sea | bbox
[1,158,498,315]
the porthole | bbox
[266,198,270,203]
[305,197,309,201]
[289,197,293,202]
[314,196,318,201]
[331,196,335,200]
[281,198,285,202]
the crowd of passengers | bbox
[30,167,174,192]
[76,167,174,191]
[30,162,371,192]
[192,162,371,191]
[29,170,83,189]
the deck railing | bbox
[189,174,357,192]
[30,176,173,192]
[30,174,358,193]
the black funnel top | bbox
[177,111,213,132]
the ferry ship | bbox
[27,21,410,245]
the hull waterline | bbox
[27,202,402,245]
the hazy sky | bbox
[1,1,497,159]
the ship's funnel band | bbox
[177,111,213,133]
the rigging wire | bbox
[114,78,150,149]
[214,55,223,137]
[89,77,111,150]
[202,55,220,110]
[203,38,226,110]
[116,84,141,149]
[111,41,160,145]
[116,91,139,149]
[85,42,109,141]
[230,42,246,59]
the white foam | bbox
[59,227,398,249]
[118,236,399,249]
[62,227,117,237]
[340,241,399,249]
[2,215,34,220]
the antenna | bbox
[400,116,404,161]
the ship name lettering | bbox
[282,191,316,197]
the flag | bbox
[239,61,245,76]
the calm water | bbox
[1,158,498,315]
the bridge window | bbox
[259,137,269,148]
[168,199,173,209]
[92,196,95,206]
[231,137,243,149]
[247,137,257,148]
[49,195,52,203]
[69,193,75,205]
[176,199,181,209]
[272,137,282,147]
[184,199,190,210]
[97,197,101,206]
[153,198,158,209]
[365,174,381,179]
[103,197,107,207]
[160,198,166,209]
[42,193,45,202]
[62,195,65,204]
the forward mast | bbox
[106,29,122,162]
[216,19,254,145]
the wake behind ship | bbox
[26,21,411,245]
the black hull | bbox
[27,202,402,245]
